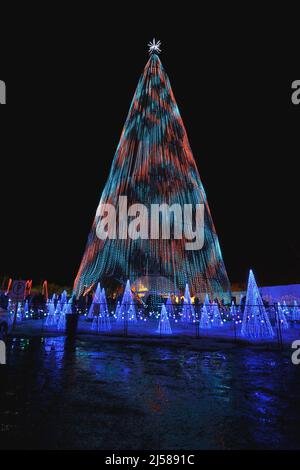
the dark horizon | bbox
[0,21,299,290]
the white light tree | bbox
[120,280,137,323]
[45,298,56,327]
[199,304,211,329]
[98,288,111,332]
[277,302,289,330]
[181,284,195,323]
[57,298,72,331]
[241,270,274,340]
[157,304,172,335]
[88,283,101,319]
[211,302,223,327]
[115,301,122,323]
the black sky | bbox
[0,7,299,289]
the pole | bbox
[274,303,283,350]
[12,302,18,331]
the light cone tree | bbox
[98,288,111,332]
[157,304,172,335]
[73,44,231,302]
[45,300,56,327]
[57,298,72,331]
[61,290,68,307]
[165,297,174,318]
[200,304,211,329]
[120,280,136,322]
[88,282,101,319]
[241,270,274,340]
[211,302,223,327]
[115,301,122,323]
[181,284,195,323]
[277,303,289,330]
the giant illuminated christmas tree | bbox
[74,40,231,301]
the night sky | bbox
[0,9,299,289]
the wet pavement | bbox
[0,336,300,450]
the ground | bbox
[1,332,300,450]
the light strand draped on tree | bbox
[74,44,231,301]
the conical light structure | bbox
[199,304,211,329]
[277,302,289,330]
[88,282,101,318]
[119,280,137,322]
[157,304,172,335]
[165,296,174,318]
[211,302,223,327]
[181,283,195,322]
[74,51,231,301]
[241,270,274,339]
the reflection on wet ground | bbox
[0,336,300,449]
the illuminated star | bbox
[148,38,162,54]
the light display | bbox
[61,290,68,308]
[45,300,56,327]
[57,298,72,331]
[277,303,289,330]
[230,300,237,318]
[72,46,231,301]
[115,301,122,323]
[91,287,111,332]
[204,294,212,315]
[157,304,172,335]
[55,300,62,315]
[199,304,211,329]
[88,282,101,318]
[211,302,223,327]
[181,283,195,322]
[241,270,274,339]
[165,296,174,317]
[292,300,300,321]
[120,280,137,322]
[99,288,111,332]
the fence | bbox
[3,300,300,349]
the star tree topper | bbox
[148,38,162,54]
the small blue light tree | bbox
[97,288,111,332]
[277,302,289,330]
[88,282,101,319]
[211,302,223,327]
[199,304,211,329]
[241,270,274,340]
[157,304,172,335]
[115,301,122,323]
[165,296,174,318]
[60,290,68,308]
[45,299,56,327]
[120,280,137,323]
[57,298,72,331]
[181,284,195,323]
